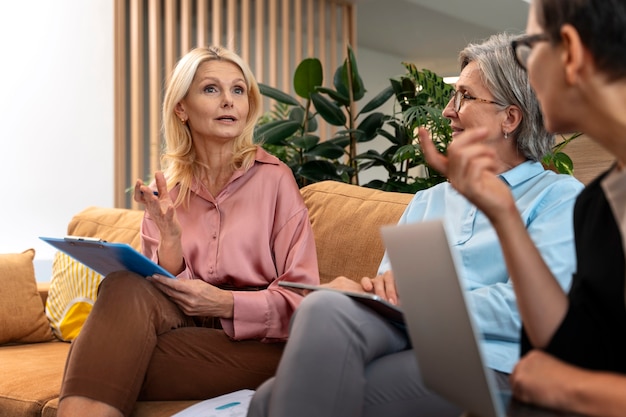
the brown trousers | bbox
[60,271,285,417]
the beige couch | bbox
[0,180,413,417]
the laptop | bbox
[380,220,579,417]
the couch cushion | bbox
[40,397,199,417]
[0,249,55,345]
[300,181,413,283]
[0,342,70,417]
[45,252,103,341]
[67,206,144,249]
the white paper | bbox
[171,389,255,417]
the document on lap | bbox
[171,389,255,417]
[279,281,404,325]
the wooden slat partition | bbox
[196,0,209,46]
[148,0,162,174]
[114,0,357,208]
[113,0,127,204]
[129,0,144,199]
[241,0,251,63]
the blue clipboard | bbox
[40,236,175,278]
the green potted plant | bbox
[254,46,457,192]
[254,45,394,187]
[357,63,454,193]
[254,48,578,192]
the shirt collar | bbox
[253,146,281,166]
[498,160,545,187]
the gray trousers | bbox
[247,290,510,417]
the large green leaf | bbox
[288,107,305,124]
[294,58,323,99]
[383,121,412,147]
[291,135,320,151]
[355,149,396,170]
[377,128,401,145]
[311,92,347,126]
[389,78,405,98]
[259,83,300,106]
[316,86,349,106]
[346,45,366,101]
[287,106,318,132]
[359,86,394,115]
[306,113,318,132]
[393,144,420,164]
[327,135,351,148]
[356,112,385,142]
[298,160,344,182]
[544,151,574,175]
[254,120,301,145]
[333,53,366,102]
[333,66,349,99]
[305,141,346,159]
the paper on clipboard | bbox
[39,236,175,278]
[171,389,255,417]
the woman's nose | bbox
[222,93,233,108]
[442,97,456,118]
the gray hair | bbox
[459,32,554,161]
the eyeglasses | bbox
[511,33,550,70]
[451,90,503,113]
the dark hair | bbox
[536,0,626,80]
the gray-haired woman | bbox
[247,32,583,417]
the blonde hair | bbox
[161,45,262,206]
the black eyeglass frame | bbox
[511,33,550,70]
[451,90,504,113]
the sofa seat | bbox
[0,340,204,417]
[40,398,199,417]
[0,342,70,417]
[0,181,415,417]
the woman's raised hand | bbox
[419,127,517,222]
[134,171,182,240]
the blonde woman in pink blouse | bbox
[57,46,319,417]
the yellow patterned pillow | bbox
[45,251,103,341]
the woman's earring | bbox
[503,131,509,139]
[180,118,187,125]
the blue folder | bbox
[40,236,175,278]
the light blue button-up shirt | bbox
[378,161,584,373]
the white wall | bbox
[0,0,114,281]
